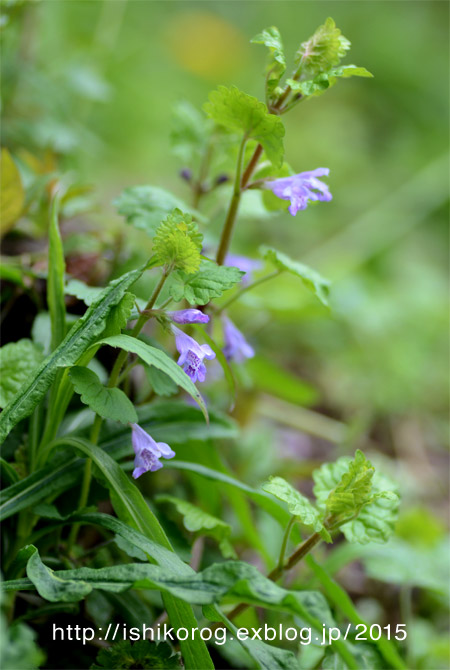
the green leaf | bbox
[296,17,351,76]
[158,495,236,559]
[313,450,399,543]
[94,334,208,421]
[260,246,330,306]
[0,148,24,235]
[170,100,210,166]
[0,268,143,444]
[69,366,137,424]
[65,279,103,306]
[246,356,318,406]
[170,260,243,305]
[113,185,205,236]
[251,27,286,103]
[287,65,373,99]
[102,292,135,337]
[204,86,285,167]
[144,365,178,397]
[153,209,203,274]
[91,640,181,670]
[262,476,331,542]
[0,340,44,410]
[47,196,66,350]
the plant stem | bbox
[277,516,296,570]
[240,143,263,190]
[216,270,281,314]
[216,136,247,266]
[225,531,322,622]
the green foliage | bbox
[69,366,138,425]
[251,27,286,104]
[0,582,45,670]
[47,196,66,351]
[262,476,331,542]
[158,495,236,558]
[0,148,24,235]
[313,451,399,543]
[170,100,211,167]
[0,268,142,443]
[65,279,103,306]
[169,260,243,305]
[152,209,203,273]
[0,339,44,409]
[102,292,135,337]
[91,640,181,670]
[114,185,204,236]
[296,17,351,75]
[204,86,285,167]
[287,65,373,99]
[261,246,330,305]
[144,364,178,397]
[95,334,208,420]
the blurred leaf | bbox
[296,17,350,75]
[262,476,331,542]
[102,292,135,338]
[158,495,236,558]
[0,148,24,235]
[144,365,178,397]
[47,196,66,350]
[170,100,210,166]
[288,65,372,99]
[0,268,143,443]
[204,86,285,167]
[91,640,181,670]
[153,209,202,273]
[261,245,330,305]
[69,366,138,425]
[114,185,205,236]
[65,279,103,306]
[251,27,286,104]
[94,334,208,421]
[246,355,318,406]
[0,339,44,409]
[169,260,243,305]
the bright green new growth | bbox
[262,476,332,542]
[296,17,351,75]
[0,339,44,409]
[261,245,331,306]
[69,366,138,425]
[152,209,203,274]
[204,85,285,167]
[287,65,373,98]
[158,495,237,558]
[251,27,286,103]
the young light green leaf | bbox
[296,17,351,75]
[262,476,331,542]
[251,27,286,103]
[113,185,205,236]
[69,366,137,425]
[204,86,285,167]
[158,495,236,559]
[287,65,373,99]
[261,246,330,306]
[153,209,203,274]
[169,260,244,305]
[94,334,208,421]
[0,340,44,409]
[47,196,66,350]
[0,267,143,444]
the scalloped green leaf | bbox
[69,366,137,425]
[260,245,330,306]
[296,17,351,75]
[251,27,286,103]
[153,209,202,274]
[169,260,243,305]
[0,340,44,409]
[287,65,373,99]
[204,86,285,167]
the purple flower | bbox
[131,423,175,479]
[226,254,263,285]
[266,168,332,216]
[167,309,209,325]
[172,325,216,383]
[222,316,255,363]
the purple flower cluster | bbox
[167,309,209,324]
[266,168,332,216]
[131,423,175,479]
[222,316,254,363]
[172,325,216,383]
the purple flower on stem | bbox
[172,325,215,383]
[167,309,210,325]
[222,316,255,363]
[131,423,175,479]
[266,168,332,216]
[226,254,263,285]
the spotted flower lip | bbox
[172,325,216,383]
[167,309,209,325]
[131,423,175,479]
[225,254,263,285]
[266,168,332,216]
[222,316,255,363]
